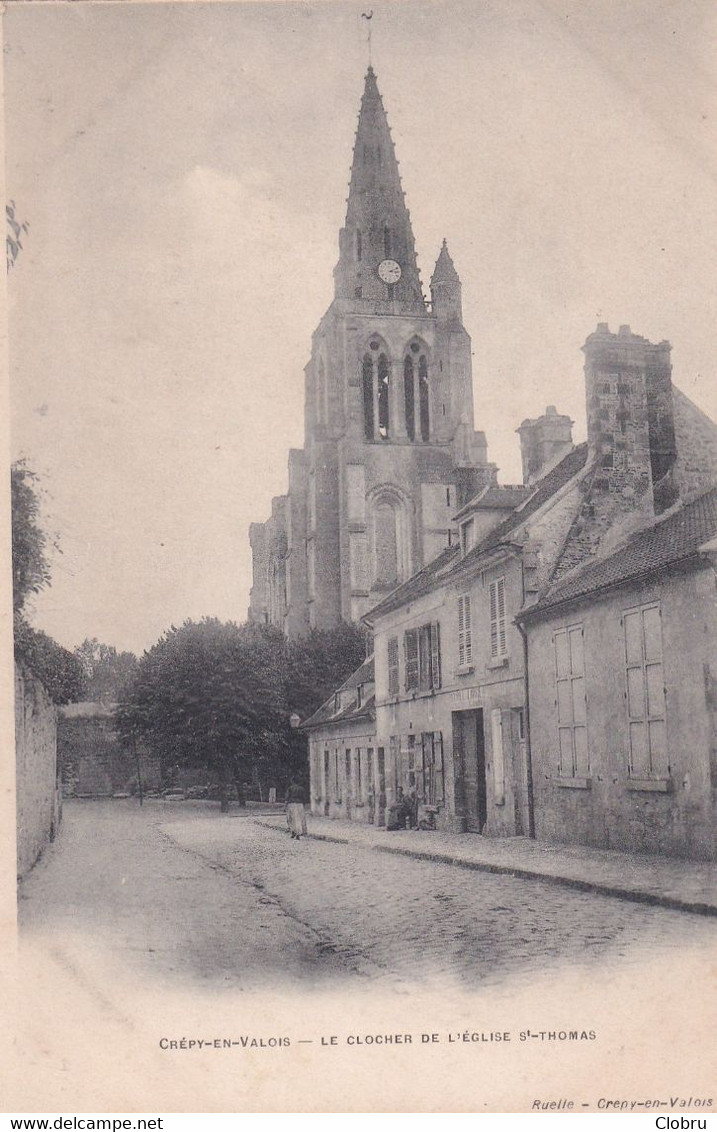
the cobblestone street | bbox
[20,800,717,994]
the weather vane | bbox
[361,11,373,67]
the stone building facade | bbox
[305,322,717,860]
[249,68,495,638]
[519,489,717,861]
[15,662,61,880]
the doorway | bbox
[452,709,487,833]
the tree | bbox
[74,638,138,703]
[14,619,85,705]
[116,619,289,810]
[285,622,369,722]
[11,461,84,704]
[11,461,52,614]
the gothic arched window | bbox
[373,501,398,587]
[419,355,430,441]
[404,356,415,442]
[369,486,412,589]
[362,354,374,440]
[377,353,390,439]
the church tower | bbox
[249,68,495,637]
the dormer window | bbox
[460,517,475,556]
[357,684,363,709]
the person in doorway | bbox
[285,778,307,840]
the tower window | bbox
[377,353,390,439]
[419,355,430,442]
[384,226,392,257]
[370,339,380,351]
[404,356,415,442]
[356,229,362,262]
[410,342,420,354]
[355,286,363,298]
[362,355,374,440]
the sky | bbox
[6,0,717,656]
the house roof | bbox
[454,443,589,570]
[520,485,717,619]
[363,544,460,622]
[300,657,375,731]
[453,484,531,520]
[365,444,589,622]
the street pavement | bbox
[18,799,717,993]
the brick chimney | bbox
[517,405,574,485]
[583,323,677,520]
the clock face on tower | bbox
[377,258,402,284]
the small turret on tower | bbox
[430,239,462,323]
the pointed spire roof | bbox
[430,239,461,286]
[334,68,424,309]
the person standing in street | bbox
[285,778,307,840]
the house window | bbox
[387,636,399,696]
[623,603,667,778]
[357,684,363,709]
[460,518,475,556]
[554,624,588,777]
[356,748,362,799]
[489,577,507,659]
[457,593,472,667]
[345,749,351,797]
[404,623,441,692]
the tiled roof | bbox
[338,655,374,690]
[522,486,717,618]
[365,445,589,621]
[457,443,589,568]
[363,545,460,621]
[454,484,530,520]
[300,658,375,730]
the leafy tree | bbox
[11,461,52,613]
[116,618,369,808]
[285,622,369,722]
[11,461,84,704]
[116,619,289,810]
[74,638,138,703]
[14,618,85,705]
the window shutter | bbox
[497,578,507,655]
[458,596,465,668]
[387,636,399,696]
[434,731,444,804]
[491,708,505,805]
[464,595,472,664]
[489,581,498,658]
[404,629,419,691]
[430,621,441,689]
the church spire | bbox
[334,68,424,309]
